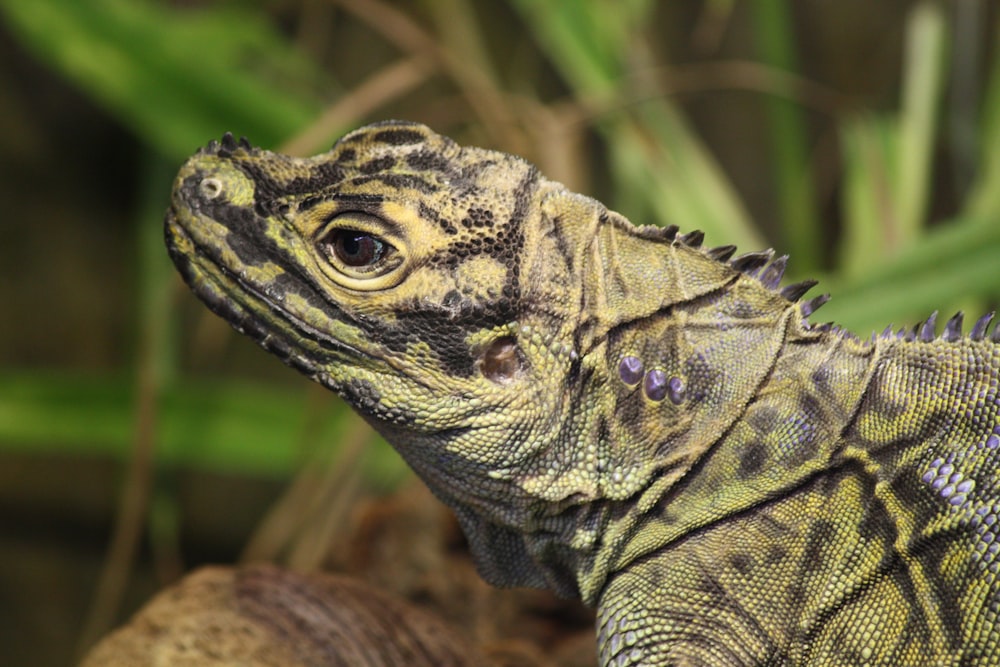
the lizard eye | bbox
[314,213,403,286]
[325,229,386,267]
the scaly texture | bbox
[166,122,1000,666]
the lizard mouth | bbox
[165,205,372,379]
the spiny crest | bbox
[200,131,258,158]
[669,227,1000,345]
[666,226,829,319]
[882,310,1000,344]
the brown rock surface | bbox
[80,563,492,667]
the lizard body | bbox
[166,122,1000,666]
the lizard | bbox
[165,120,1000,666]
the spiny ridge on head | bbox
[673,228,1000,345]
[667,227,827,317]
[198,132,259,158]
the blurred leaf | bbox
[0,372,406,480]
[750,0,820,269]
[896,2,947,237]
[837,2,947,276]
[0,0,328,157]
[838,114,898,275]
[965,11,1000,220]
[822,215,1000,333]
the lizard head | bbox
[166,121,806,595]
[166,120,558,430]
[166,121,586,516]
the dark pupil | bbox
[333,231,382,267]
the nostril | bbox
[199,177,223,200]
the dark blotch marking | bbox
[682,351,717,405]
[801,519,835,574]
[211,204,276,269]
[461,206,495,229]
[354,173,438,194]
[328,192,386,206]
[857,499,889,543]
[373,128,427,146]
[233,159,347,208]
[765,545,788,565]
[811,365,832,392]
[738,441,767,477]
[297,195,324,212]
[376,299,507,378]
[729,552,754,576]
[480,336,522,384]
[747,406,780,433]
[269,272,344,321]
[406,150,454,174]
[420,201,457,235]
[358,156,397,174]
[292,163,346,192]
[612,370,646,433]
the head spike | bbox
[705,244,737,262]
[238,136,253,150]
[971,311,995,341]
[919,311,939,342]
[217,132,238,158]
[758,255,788,290]
[880,324,894,338]
[800,294,830,318]
[943,312,964,342]
[201,138,220,155]
[780,279,818,302]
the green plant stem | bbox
[750,0,820,270]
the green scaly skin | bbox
[165,122,1000,666]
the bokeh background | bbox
[2,1,999,665]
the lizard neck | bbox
[574,314,878,604]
